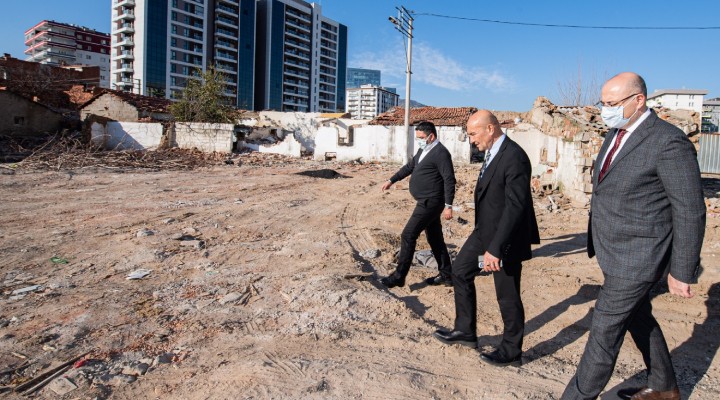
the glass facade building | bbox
[346,68,380,89]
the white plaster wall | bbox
[313,125,471,164]
[90,121,163,150]
[242,135,302,157]
[174,122,234,153]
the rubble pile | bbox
[5,134,229,171]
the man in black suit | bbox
[434,110,539,367]
[561,72,705,400]
[380,121,456,288]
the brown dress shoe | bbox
[621,387,680,400]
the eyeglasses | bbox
[594,93,640,109]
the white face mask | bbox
[416,137,429,150]
[601,95,640,129]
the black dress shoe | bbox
[479,350,522,367]
[380,273,405,288]
[433,329,477,348]
[425,274,452,286]
[618,386,680,400]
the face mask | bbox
[601,98,640,129]
[416,138,429,150]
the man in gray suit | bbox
[561,72,706,400]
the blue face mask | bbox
[416,137,429,150]
[601,106,631,129]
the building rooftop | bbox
[647,89,708,99]
[81,89,173,114]
[368,106,478,127]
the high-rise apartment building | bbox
[346,67,380,89]
[24,20,111,88]
[255,0,347,113]
[111,0,346,112]
[111,0,257,109]
[346,84,399,120]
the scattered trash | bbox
[234,199,244,204]
[456,217,469,225]
[414,250,438,269]
[15,352,88,395]
[218,292,242,305]
[47,376,77,396]
[360,249,380,259]
[343,273,373,281]
[11,285,42,295]
[162,218,176,224]
[126,269,152,280]
[137,229,155,237]
[50,256,69,264]
[180,240,205,249]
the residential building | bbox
[702,97,720,133]
[346,67,380,88]
[346,84,399,120]
[111,0,257,109]
[0,89,64,136]
[24,20,111,88]
[646,89,708,113]
[255,0,347,113]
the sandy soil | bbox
[1,154,718,399]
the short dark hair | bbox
[415,121,436,136]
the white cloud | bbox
[351,41,513,92]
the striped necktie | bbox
[480,149,492,179]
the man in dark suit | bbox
[561,72,706,400]
[433,110,539,367]
[380,121,456,288]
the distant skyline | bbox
[2,0,719,111]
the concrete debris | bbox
[11,285,43,295]
[47,376,77,396]
[180,240,205,249]
[136,229,154,237]
[218,292,242,305]
[126,269,152,280]
[414,250,437,269]
[360,249,381,259]
[121,362,149,377]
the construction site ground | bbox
[1,153,718,399]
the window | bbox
[14,116,25,126]
[87,55,92,59]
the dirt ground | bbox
[1,153,718,399]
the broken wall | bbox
[90,121,164,150]
[241,134,302,157]
[254,111,320,152]
[80,93,140,121]
[313,124,471,164]
[174,122,234,153]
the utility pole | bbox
[389,6,414,163]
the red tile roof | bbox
[81,88,173,114]
[368,106,478,127]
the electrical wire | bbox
[414,12,720,30]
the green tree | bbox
[169,67,235,123]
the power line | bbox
[414,12,720,30]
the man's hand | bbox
[483,251,502,272]
[443,208,453,220]
[668,273,693,298]
[381,181,392,191]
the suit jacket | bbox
[587,110,706,283]
[473,137,540,264]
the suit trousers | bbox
[395,197,452,279]
[452,230,524,359]
[561,274,677,400]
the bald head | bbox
[467,110,503,151]
[603,72,647,98]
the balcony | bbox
[113,0,135,7]
[116,37,134,47]
[285,29,311,42]
[216,28,237,39]
[216,16,239,28]
[116,63,134,73]
[113,9,135,21]
[286,39,310,51]
[216,51,236,61]
[116,50,134,60]
[216,4,238,17]
[115,23,135,34]
[219,0,239,5]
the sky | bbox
[2,0,719,111]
